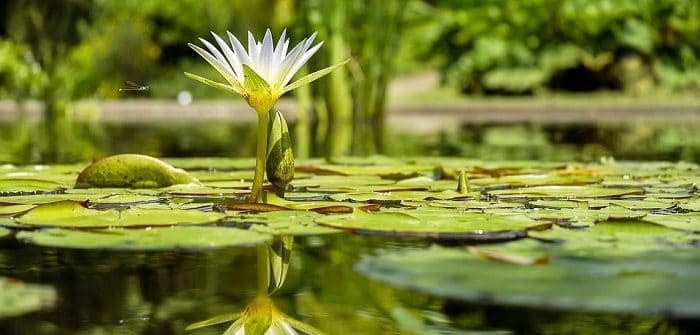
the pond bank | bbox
[1,99,698,133]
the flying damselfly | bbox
[119,81,150,92]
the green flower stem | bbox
[249,111,270,203]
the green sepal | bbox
[266,110,295,193]
[283,315,327,335]
[184,72,241,94]
[185,312,242,331]
[281,59,350,94]
[243,65,275,113]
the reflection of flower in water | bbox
[188,237,324,334]
[187,295,324,335]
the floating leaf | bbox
[75,154,200,188]
[644,214,700,232]
[17,226,270,250]
[0,204,36,216]
[357,245,700,317]
[0,179,66,192]
[316,208,540,239]
[233,211,340,236]
[227,203,291,212]
[16,200,225,228]
[487,185,644,200]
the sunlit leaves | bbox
[17,226,270,250]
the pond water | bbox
[1,156,700,334]
[2,119,700,164]
[1,235,693,335]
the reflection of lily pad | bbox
[357,246,700,317]
[17,226,270,250]
[0,277,57,318]
[16,200,225,228]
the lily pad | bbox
[0,277,57,318]
[75,154,200,188]
[17,226,270,250]
[316,208,541,239]
[16,200,226,228]
[487,185,645,200]
[233,211,340,236]
[0,178,67,193]
[357,245,700,317]
[644,214,700,232]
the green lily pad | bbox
[232,211,340,236]
[0,277,57,318]
[528,221,695,256]
[0,178,66,192]
[487,185,645,200]
[644,213,700,232]
[471,174,600,188]
[526,206,647,226]
[75,154,200,188]
[17,226,270,250]
[678,199,700,212]
[16,200,225,228]
[0,204,36,216]
[357,245,700,317]
[0,227,10,237]
[316,208,541,239]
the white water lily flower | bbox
[186,29,347,114]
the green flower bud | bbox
[266,110,295,195]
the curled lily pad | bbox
[75,154,200,188]
[17,226,270,250]
[16,200,225,228]
[0,277,57,318]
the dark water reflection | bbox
[1,233,698,334]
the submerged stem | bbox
[250,111,270,203]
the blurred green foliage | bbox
[2,0,695,100]
[0,0,699,163]
[426,0,700,94]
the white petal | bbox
[260,29,275,81]
[198,38,233,73]
[212,32,244,82]
[188,43,239,87]
[248,31,259,63]
[295,41,323,69]
[272,39,309,88]
[228,31,251,65]
[281,41,323,87]
[272,29,288,65]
